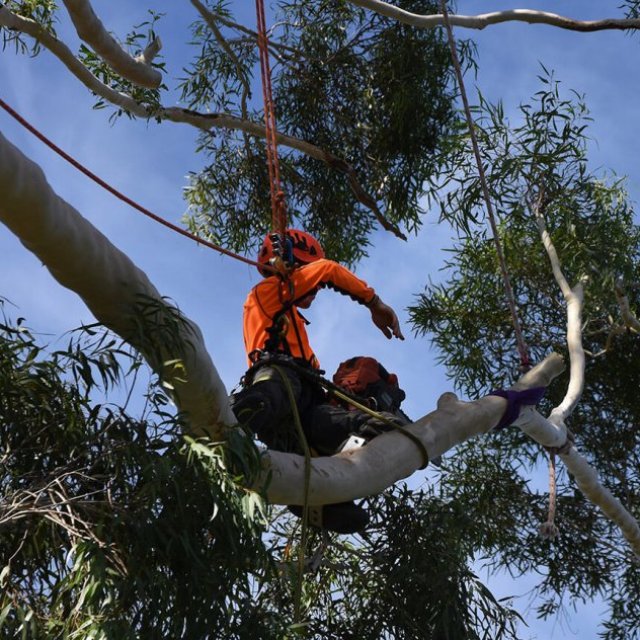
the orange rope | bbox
[255,0,287,240]
[0,96,276,274]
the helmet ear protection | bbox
[266,232,294,265]
[284,235,294,264]
[258,229,325,276]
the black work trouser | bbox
[230,364,391,455]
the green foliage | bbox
[410,72,640,637]
[412,70,640,395]
[267,484,521,640]
[1,0,58,55]
[3,0,460,265]
[0,307,287,639]
[181,0,459,265]
[179,1,256,114]
[621,0,640,19]
[0,305,522,639]
[6,3,640,635]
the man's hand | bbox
[368,296,404,340]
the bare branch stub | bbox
[62,0,163,89]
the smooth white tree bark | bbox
[0,130,235,439]
[1,110,639,555]
[347,2,640,32]
[265,355,565,505]
[61,0,162,88]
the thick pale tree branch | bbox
[347,1,640,32]
[515,400,640,555]
[264,355,566,505]
[61,0,163,89]
[0,130,235,439]
[0,5,404,240]
[2,131,640,556]
[559,445,640,556]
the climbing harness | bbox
[243,351,430,470]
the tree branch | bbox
[189,0,251,119]
[262,355,566,505]
[523,196,640,555]
[558,444,640,557]
[0,130,235,439]
[61,0,163,89]
[527,405,640,553]
[0,7,150,115]
[3,133,639,556]
[615,278,640,332]
[202,8,302,59]
[169,109,406,238]
[531,194,585,423]
[0,5,404,240]
[0,127,556,507]
[346,1,640,32]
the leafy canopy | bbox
[0,306,521,639]
[181,0,460,265]
[410,71,640,638]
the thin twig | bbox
[190,0,251,119]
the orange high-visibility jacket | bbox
[243,258,376,368]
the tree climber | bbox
[231,228,405,533]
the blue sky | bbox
[1,2,638,637]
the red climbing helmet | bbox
[258,228,325,276]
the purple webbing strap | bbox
[489,387,546,429]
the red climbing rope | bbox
[0,96,275,274]
[255,0,287,239]
[439,1,531,371]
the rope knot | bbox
[545,428,575,457]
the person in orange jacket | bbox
[231,229,405,533]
